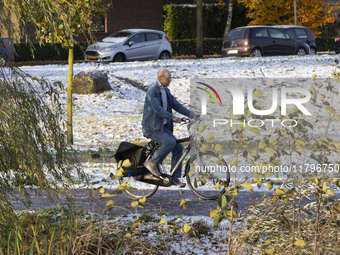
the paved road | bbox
[9,189,267,216]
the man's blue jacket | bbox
[142,82,192,138]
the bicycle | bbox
[118,117,230,200]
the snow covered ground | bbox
[20,54,339,151]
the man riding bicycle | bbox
[142,69,198,188]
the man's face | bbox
[159,72,172,87]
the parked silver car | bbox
[85,29,172,62]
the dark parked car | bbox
[222,26,310,57]
[274,25,317,54]
[335,35,340,54]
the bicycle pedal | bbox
[159,174,172,187]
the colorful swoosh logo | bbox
[197,82,223,106]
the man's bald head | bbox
[157,69,172,87]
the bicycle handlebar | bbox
[181,117,191,124]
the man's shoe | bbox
[144,160,161,177]
[172,177,186,188]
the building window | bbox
[92,15,105,32]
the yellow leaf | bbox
[131,222,142,229]
[115,169,124,177]
[139,196,146,204]
[215,144,224,152]
[131,201,139,207]
[206,133,214,141]
[322,184,329,192]
[326,190,335,196]
[229,158,239,166]
[268,137,277,145]
[101,193,111,198]
[266,181,273,191]
[310,86,316,99]
[210,209,219,218]
[179,199,187,210]
[200,144,208,153]
[227,188,238,196]
[266,248,275,254]
[132,230,141,235]
[102,170,107,175]
[294,239,306,248]
[265,148,275,157]
[241,183,253,192]
[100,187,105,194]
[106,200,114,207]
[159,218,166,225]
[325,107,336,115]
[122,159,132,168]
[259,139,266,149]
[241,231,250,238]
[125,233,132,238]
[253,89,263,98]
[183,224,191,233]
[245,125,261,135]
[198,123,206,132]
[274,188,285,194]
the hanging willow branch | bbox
[0,62,84,204]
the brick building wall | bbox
[2,0,163,43]
[106,0,162,33]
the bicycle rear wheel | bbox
[119,176,159,199]
[186,151,230,200]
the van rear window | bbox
[226,29,248,40]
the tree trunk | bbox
[196,0,203,58]
[223,0,234,39]
[67,47,74,145]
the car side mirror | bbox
[128,41,134,47]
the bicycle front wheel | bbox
[186,151,230,200]
[119,176,159,199]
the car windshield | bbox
[226,29,248,40]
[108,32,131,38]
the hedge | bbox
[163,3,249,40]
[171,38,223,56]
[315,38,335,52]
[14,42,89,62]
[13,37,336,62]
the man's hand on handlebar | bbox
[191,112,200,120]
[172,116,181,123]
[175,114,200,124]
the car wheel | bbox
[113,53,126,62]
[159,51,170,60]
[250,48,262,57]
[296,48,306,56]
[310,47,316,55]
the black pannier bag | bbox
[114,142,149,177]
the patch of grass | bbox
[0,207,158,254]
[139,213,156,223]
